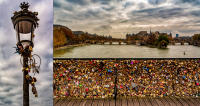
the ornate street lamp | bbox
[12,2,39,48]
[11,2,41,106]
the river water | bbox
[54,43,200,58]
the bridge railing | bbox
[53,59,200,99]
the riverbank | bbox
[54,43,88,51]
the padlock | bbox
[33,77,37,83]
[29,46,33,52]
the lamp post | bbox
[114,67,118,105]
[11,2,40,106]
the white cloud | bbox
[54,0,200,38]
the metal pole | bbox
[114,68,118,105]
[23,56,29,106]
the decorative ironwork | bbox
[11,2,39,30]
[20,2,30,10]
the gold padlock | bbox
[29,46,33,52]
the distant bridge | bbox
[84,39,199,46]
[170,40,193,45]
[85,40,129,45]
[170,37,196,45]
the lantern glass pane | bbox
[16,32,19,43]
[15,21,32,34]
[19,33,31,41]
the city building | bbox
[176,34,179,38]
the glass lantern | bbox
[11,2,39,48]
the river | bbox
[54,43,200,58]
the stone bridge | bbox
[171,37,194,45]
[170,41,193,45]
[85,40,129,45]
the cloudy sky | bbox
[0,0,53,106]
[54,0,200,38]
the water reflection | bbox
[54,45,200,58]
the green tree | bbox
[156,35,169,48]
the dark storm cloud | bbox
[83,10,101,18]
[74,9,112,20]
[190,11,200,17]
[102,6,115,11]
[158,8,185,18]
[176,0,200,5]
[69,10,100,20]
[134,7,163,14]
[179,29,199,33]
[123,2,134,8]
[92,0,113,5]
[66,0,89,5]
[98,25,112,30]
[132,7,185,19]
[53,0,61,8]
[148,0,166,5]
[63,5,74,11]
